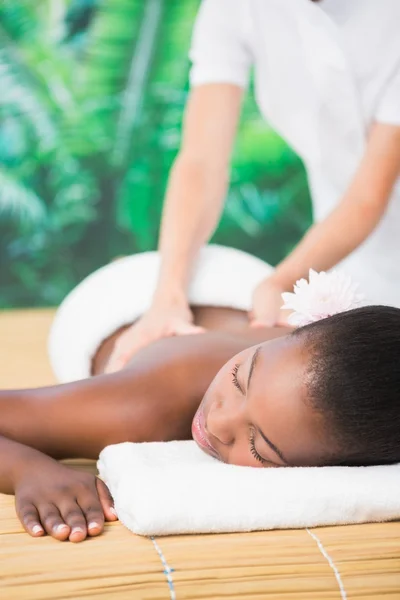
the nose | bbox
[206,394,245,446]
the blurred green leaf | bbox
[0,165,47,227]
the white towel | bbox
[98,440,400,537]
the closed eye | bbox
[231,363,243,394]
[249,427,277,466]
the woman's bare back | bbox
[92,306,251,375]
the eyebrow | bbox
[246,346,290,466]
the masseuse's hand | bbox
[14,457,117,542]
[250,276,290,327]
[105,298,205,373]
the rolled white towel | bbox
[98,440,400,537]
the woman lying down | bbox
[1,246,399,543]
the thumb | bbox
[96,478,118,522]
[104,351,128,375]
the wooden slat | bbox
[0,309,399,599]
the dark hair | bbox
[294,306,400,466]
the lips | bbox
[192,406,220,459]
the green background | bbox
[0,0,312,308]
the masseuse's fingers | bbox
[96,478,118,522]
[172,323,205,336]
[105,325,149,373]
[107,350,144,373]
[106,320,205,374]
[105,354,127,374]
[251,277,286,327]
[249,318,273,328]
[277,307,292,326]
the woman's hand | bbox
[250,276,291,327]
[105,299,205,374]
[14,457,117,543]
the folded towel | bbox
[98,440,400,536]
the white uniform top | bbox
[189,0,400,306]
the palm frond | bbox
[112,0,165,167]
[80,0,164,167]
[0,29,58,152]
[0,22,99,157]
[0,166,47,227]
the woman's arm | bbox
[106,84,244,372]
[272,123,400,287]
[252,123,400,324]
[156,83,243,295]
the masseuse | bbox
[107,0,400,373]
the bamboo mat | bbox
[1,309,399,600]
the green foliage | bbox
[0,0,312,308]
[0,165,47,227]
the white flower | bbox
[281,269,365,327]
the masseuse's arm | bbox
[106,84,243,373]
[252,123,400,325]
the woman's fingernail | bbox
[110,506,117,517]
[88,522,99,530]
[32,525,43,534]
[71,527,84,534]
[55,524,69,533]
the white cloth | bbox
[189,0,400,307]
[98,440,400,536]
[48,245,272,382]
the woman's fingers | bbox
[16,500,45,538]
[37,503,71,540]
[17,498,71,541]
[57,502,89,542]
[96,478,118,522]
[75,478,109,536]
[14,465,114,543]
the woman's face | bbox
[192,336,331,468]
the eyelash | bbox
[231,363,242,392]
[249,428,267,465]
[231,364,266,466]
